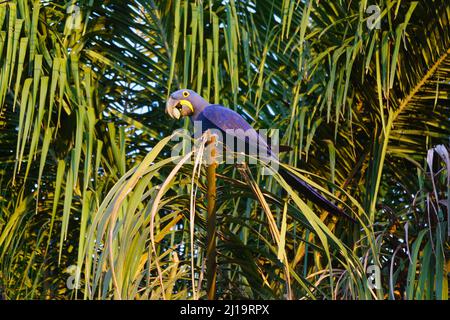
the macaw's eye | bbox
[182,91,190,97]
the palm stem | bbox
[206,133,217,300]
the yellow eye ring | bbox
[182,91,190,97]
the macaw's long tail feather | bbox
[279,168,357,224]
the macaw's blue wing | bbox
[197,104,271,156]
[197,105,356,223]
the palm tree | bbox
[0,0,448,299]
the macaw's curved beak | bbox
[166,97,182,119]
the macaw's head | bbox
[166,89,209,120]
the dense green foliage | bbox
[0,0,448,299]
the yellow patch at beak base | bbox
[179,99,194,113]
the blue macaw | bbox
[166,89,356,223]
